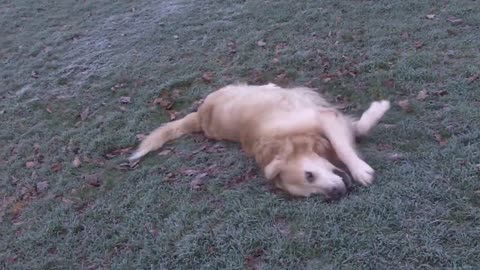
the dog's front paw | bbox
[370,100,391,115]
[351,160,375,186]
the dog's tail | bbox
[129,112,201,161]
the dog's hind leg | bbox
[353,100,390,138]
[129,112,201,161]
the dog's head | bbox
[264,152,351,199]
[256,135,351,199]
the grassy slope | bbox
[1,0,479,269]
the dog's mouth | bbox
[333,167,353,189]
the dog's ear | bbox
[264,157,284,180]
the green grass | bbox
[1,0,480,268]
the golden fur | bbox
[130,83,390,199]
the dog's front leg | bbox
[318,111,374,186]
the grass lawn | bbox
[1,0,480,268]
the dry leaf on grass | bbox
[202,71,214,83]
[153,97,173,110]
[416,89,428,100]
[72,156,81,168]
[414,41,425,49]
[432,90,448,96]
[426,14,435,19]
[434,134,448,146]
[25,161,38,169]
[84,174,102,187]
[190,172,208,190]
[36,181,49,192]
[257,40,266,47]
[168,110,180,121]
[398,99,412,112]
[51,163,62,173]
[467,74,479,84]
[46,107,53,113]
[158,149,173,156]
[119,96,131,104]
[80,107,90,121]
[227,41,237,54]
[447,17,464,25]
[388,153,405,161]
[105,147,131,158]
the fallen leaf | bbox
[387,153,405,161]
[227,41,237,54]
[414,41,425,49]
[426,14,436,19]
[51,163,62,173]
[434,134,448,146]
[84,174,102,187]
[33,143,41,153]
[467,74,479,84]
[119,96,131,104]
[447,17,464,25]
[257,40,266,47]
[25,161,38,169]
[401,32,410,40]
[383,79,395,89]
[274,73,288,85]
[158,149,173,156]
[171,89,181,99]
[416,89,428,100]
[72,156,81,168]
[168,110,179,121]
[61,197,74,204]
[376,144,394,151]
[432,90,448,96]
[117,159,139,170]
[31,70,39,79]
[80,107,90,121]
[153,97,173,110]
[46,106,53,113]
[271,58,279,64]
[398,99,412,112]
[10,201,26,218]
[190,172,208,190]
[136,134,146,141]
[105,147,131,158]
[182,169,200,176]
[36,181,49,192]
[202,71,214,83]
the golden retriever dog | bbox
[129,83,390,199]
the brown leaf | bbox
[414,41,425,49]
[416,89,428,100]
[105,147,131,158]
[153,97,173,110]
[401,32,410,40]
[136,134,146,141]
[36,181,49,192]
[434,134,448,146]
[60,197,74,204]
[426,14,436,19]
[10,201,26,219]
[190,172,208,190]
[447,17,464,25]
[168,110,179,121]
[257,40,266,47]
[383,79,395,89]
[31,70,39,79]
[397,99,412,112]
[33,143,41,153]
[202,71,214,83]
[468,74,479,84]
[376,144,394,151]
[51,163,63,173]
[387,153,405,161]
[80,107,90,121]
[432,90,448,96]
[227,41,237,54]
[158,149,173,156]
[171,89,181,99]
[46,106,53,113]
[274,73,288,85]
[271,58,279,64]
[85,174,102,187]
[72,156,81,168]
[119,96,131,104]
[25,161,38,169]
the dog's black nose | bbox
[327,185,347,200]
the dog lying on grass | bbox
[129,83,390,199]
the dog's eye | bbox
[305,171,315,183]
